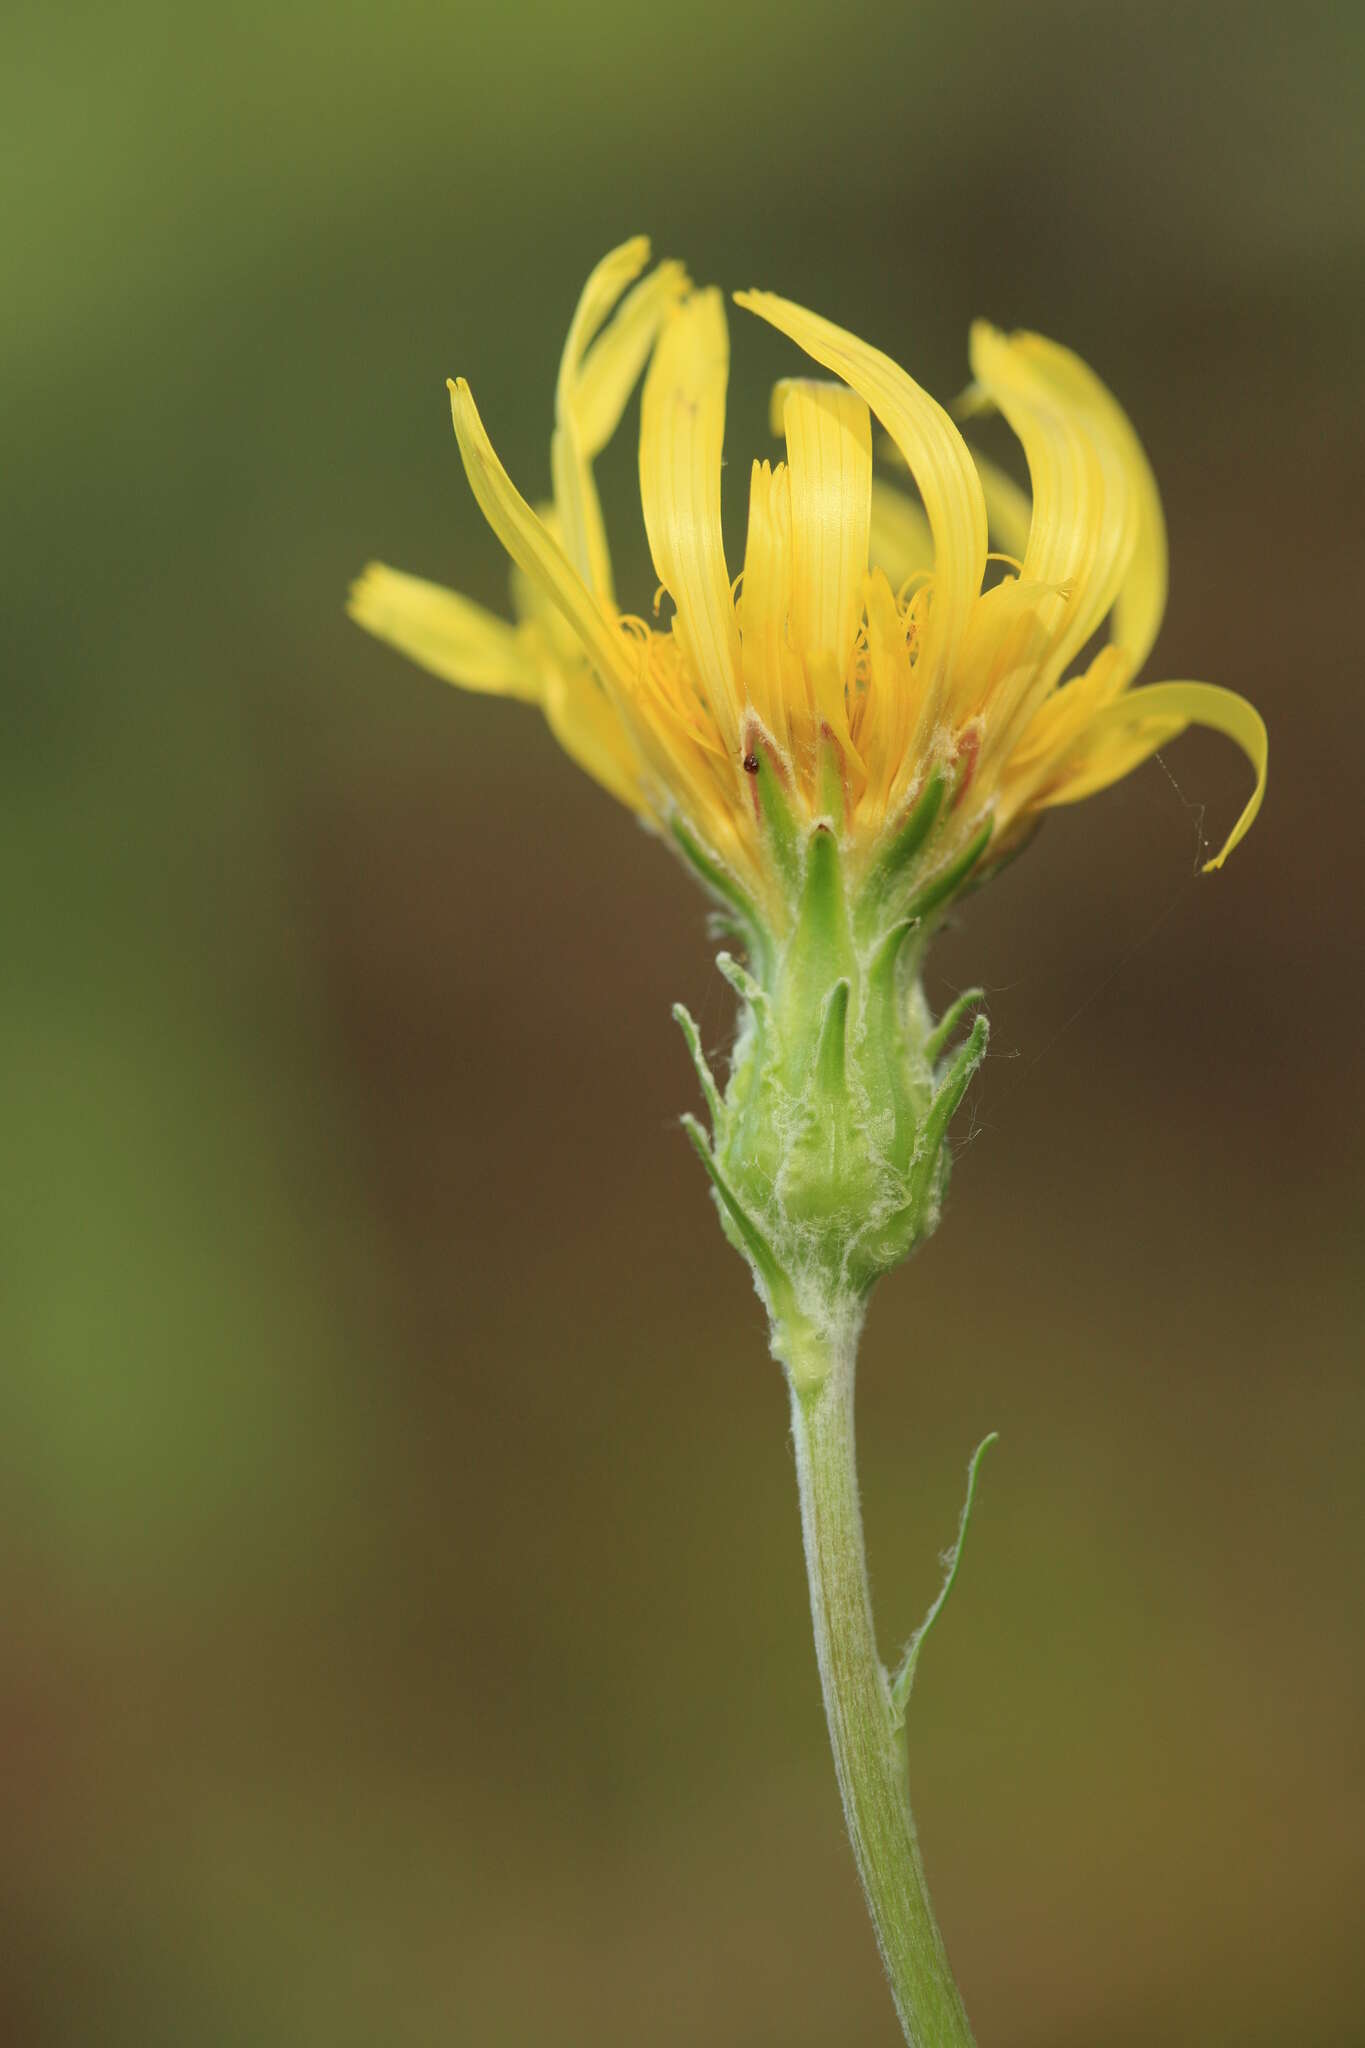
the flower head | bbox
[351,237,1265,937]
[351,241,1269,1352]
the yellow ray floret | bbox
[350,238,1265,905]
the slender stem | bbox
[787,1330,975,2048]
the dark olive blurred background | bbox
[4,2,1363,2042]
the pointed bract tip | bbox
[679,1110,711,1158]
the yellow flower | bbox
[350,238,1265,922]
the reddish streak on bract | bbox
[950,726,981,809]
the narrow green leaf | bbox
[890,1432,999,1724]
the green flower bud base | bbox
[674,758,994,2047]
[675,754,990,1393]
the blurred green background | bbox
[4,1,1363,2041]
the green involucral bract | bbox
[675,759,991,1392]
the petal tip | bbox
[346,561,386,622]
[447,378,481,446]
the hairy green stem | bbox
[787,1330,975,2048]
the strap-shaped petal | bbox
[969,326,1167,675]
[639,289,743,753]
[1001,334,1167,669]
[573,258,690,459]
[969,325,1135,693]
[1105,420,1166,672]
[557,239,650,375]
[348,562,542,700]
[1007,642,1129,774]
[450,377,638,700]
[859,565,919,815]
[553,239,688,602]
[776,379,872,679]
[735,290,987,690]
[541,665,646,816]
[1043,680,1266,870]
[738,457,793,738]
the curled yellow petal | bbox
[639,289,743,753]
[779,379,872,678]
[968,324,1135,703]
[448,377,638,700]
[541,666,646,817]
[967,328,1167,673]
[1019,337,1167,672]
[738,457,794,739]
[859,564,919,815]
[1047,680,1267,870]
[556,238,653,430]
[553,239,688,602]
[736,289,987,695]
[348,562,542,700]
[572,256,691,459]
[1013,333,1167,670]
